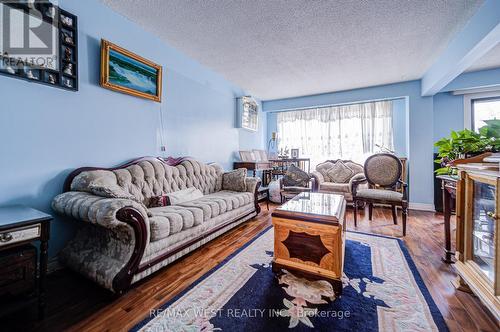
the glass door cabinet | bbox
[455,167,500,321]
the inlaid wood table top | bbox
[272,192,345,225]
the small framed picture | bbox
[61,14,73,27]
[291,149,299,158]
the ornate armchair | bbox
[279,165,314,203]
[311,159,366,203]
[352,153,408,236]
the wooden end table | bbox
[257,186,270,210]
[0,205,52,319]
[436,175,457,264]
[272,192,346,294]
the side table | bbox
[0,205,52,319]
[436,175,457,263]
[257,186,270,210]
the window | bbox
[277,100,394,166]
[472,97,500,131]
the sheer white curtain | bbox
[277,100,394,167]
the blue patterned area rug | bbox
[132,228,448,332]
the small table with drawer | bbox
[0,205,52,319]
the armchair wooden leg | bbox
[353,200,358,227]
[391,205,397,225]
[368,203,373,221]
[402,206,408,236]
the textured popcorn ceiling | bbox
[466,43,500,72]
[101,0,482,100]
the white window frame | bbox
[463,90,500,130]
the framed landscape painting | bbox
[100,40,162,102]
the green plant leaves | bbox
[434,120,500,174]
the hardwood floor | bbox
[3,203,499,331]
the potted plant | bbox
[434,119,500,176]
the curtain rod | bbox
[266,96,406,113]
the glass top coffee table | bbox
[273,192,345,224]
[271,192,346,294]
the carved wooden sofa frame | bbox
[55,157,261,293]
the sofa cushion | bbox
[177,191,253,221]
[356,189,403,202]
[222,169,247,192]
[149,205,204,241]
[327,161,354,183]
[282,165,310,187]
[148,191,254,241]
[316,162,335,182]
[319,182,350,193]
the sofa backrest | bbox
[316,159,364,182]
[68,157,223,204]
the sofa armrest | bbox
[245,177,261,194]
[311,171,324,192]
[52,191,150,233]
[52,191,150,293]
[244,177,261,214]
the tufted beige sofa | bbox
[52,157,260,293]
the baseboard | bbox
[409,202,435,212]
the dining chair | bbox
[352,153,408,236]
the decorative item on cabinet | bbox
[0,2,78,91]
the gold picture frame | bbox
[100,39,162,102]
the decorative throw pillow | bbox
[326,161,354,183]
[283,165,310,187]
[148,195,170,208]
[88,183,137,201]
[166,187,204,205]
[89,183,153,216]
[316,161,335,182]
[222,168,247,192]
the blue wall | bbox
[433,93,464,143]
[0,0,265,256]
[392,98,408,157]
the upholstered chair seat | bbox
[355,189,403,202]
[319,182,351,193]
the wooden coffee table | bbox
[272,192,346,294]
